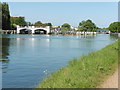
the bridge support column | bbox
[32,30,35,34]
[17,25,20,34]
[46,26,50,34]
[17,29,20,34]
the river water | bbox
[1,34,117,88]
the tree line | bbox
[1,2,120,33]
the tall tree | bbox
[78,19,97,32]
[2,2,11,30]
[0,3,2,29]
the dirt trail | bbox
[100,68,118,88]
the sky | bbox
[8,2,118,28]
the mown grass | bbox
[37,40,119,88]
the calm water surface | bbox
[1,34,117,88]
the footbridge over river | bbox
[17,25,50,34]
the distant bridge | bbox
[17,25,50,34]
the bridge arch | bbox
[34,29,47,34]
[19,29,32,34]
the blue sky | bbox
[8,2,118,28]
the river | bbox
[1,34,117,88]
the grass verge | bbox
[37,40,119,88]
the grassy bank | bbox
[37,40,119,88]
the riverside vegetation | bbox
[37,40,119,88]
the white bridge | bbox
[17,25,50,34]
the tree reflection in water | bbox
[1,38,10,73]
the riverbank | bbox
[37,40,119,88]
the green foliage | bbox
[45,23,52,27]
[37,41,118,88]
[108,22,120,33]
[61,27,69,31]
[61,23,71,31]
[34,21,52,27]
[34,21,42,27]
[78,19,97,32]
[10,24,16,30]
[2,2,11,30]
[10,16,27,27]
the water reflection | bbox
[80,34,96,38]
[2,38,10,73]
[2,38,10,59]
[16,38,51,51]
[2,60,9,73]
[110,34,118,39]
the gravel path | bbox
[100,68,118,88]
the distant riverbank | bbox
[0,29,110,35]
[37,40,118,88]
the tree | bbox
[34,21,52,28]
[10,24,16,30]
[45,23,52,27]
[108,22,120,33]
[78,19,97,32]
[10,16,27,27]
[0,3,2,29]
[34,21,42,27]
[2,2,11,30]
[61,23,70,31]
[26,22,33,26]
[16,17,26,26]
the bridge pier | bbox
[17,29,20,34]
[32,30,35,34]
